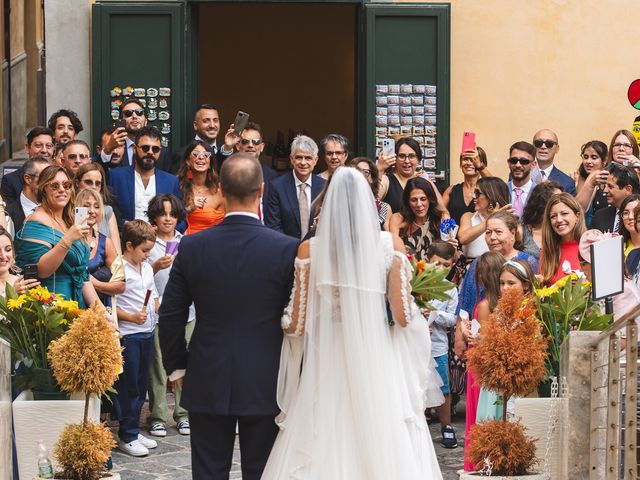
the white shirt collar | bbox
[539,164,554,178]
[225,211,260,220]
[512,178,534,194]
[194,134,218,151]
[293,172,312,188]
[20,191,38,216]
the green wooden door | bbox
[364,4,450,187]
[91,2,193,153]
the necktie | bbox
[513,188,524,217]
[613,209,620,232]
[299,183,309,239]
[540,170,546,180]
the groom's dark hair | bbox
[220,153,263,202]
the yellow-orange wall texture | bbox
[423,0,640,184]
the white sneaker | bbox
[177,420,190,436]
[118,439,149,457]
[137,433,158,449]
[149,423,167,437]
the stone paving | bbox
[111,395,465,479]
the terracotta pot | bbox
[459,473,550,479]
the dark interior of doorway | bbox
[197,2,357,171]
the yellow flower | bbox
[29,285,54,303]
[55,298,80,313]
[535,286,559,298]
[7,295,27,310]
[416,260,426,275]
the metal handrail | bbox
[589,303,640,347]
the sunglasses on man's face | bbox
[138,145,161,154]
[123,109,145,118]
[533,139,557,149]
[508,157,532,166]
[240,138,262,146]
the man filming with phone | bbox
[100,98,171,169]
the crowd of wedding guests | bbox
[4,101,640,464]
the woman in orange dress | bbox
[178,140,225,235]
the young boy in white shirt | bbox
[145,194,195,438]
[114,220,160,457]
[425,241,459,449]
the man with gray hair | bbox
[265,135,326,239]
[159,152,298,479]
[318,133,349,179]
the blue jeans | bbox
[112,330,155,443]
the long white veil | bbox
[290,168,421,478]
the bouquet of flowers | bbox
[408,255,454,309]
[0,284,82,393]
[439,218,459,241]
[535,272,611,378]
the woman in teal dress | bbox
[15,165,101,309]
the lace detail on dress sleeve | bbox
[387,252,414,327]
[281,258,311,336]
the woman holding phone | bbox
[15,165,102,308]
[377,137,444,213]
[573,140,609,226]
[75,188,125,306]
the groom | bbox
[159,153,298,479]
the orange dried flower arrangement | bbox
[466,288,548,475]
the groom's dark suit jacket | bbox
[159,214,298,416]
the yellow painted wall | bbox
[421,0,640,184]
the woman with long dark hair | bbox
[178,140,224,234]
[389,176,443,258]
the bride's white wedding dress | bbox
[262,224,444,479]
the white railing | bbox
[589,305,639,480]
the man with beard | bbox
[100,98,171,169]
[47,109,83,145]
[591,163,640,233]
[506,141,537,218]
[163,104,233,174]
[108,126,183,225]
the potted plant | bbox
[0,285,81,398]
[47,304,122,479]
[463,288,549,478]
[534,272,610,395]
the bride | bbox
[262,167,444,479]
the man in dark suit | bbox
[532,129,576,195]
[592,163,640,233]
[164,103,233,174]
[5,156,50,232]
[108,126,183,226]
[265,135,326,238]
[159,153,298,479]
[99,98,171,170]
[1,126,54,205]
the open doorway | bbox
[197,2,358,171]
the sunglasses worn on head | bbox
[139,145,161,154]
[508,157,532,166]
[240,138,262,146]
[533,139,557,149]
[123,109,145,118]
[46,181,73,192]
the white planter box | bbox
[0,338,11,480]
[12,390,100,480]
[514,397,567,480]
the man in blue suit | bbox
[265,135,326,238]
[533,129,576,195]
[108,126,183,225]
[159,153,298,479]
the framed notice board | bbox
[364,4,450,187]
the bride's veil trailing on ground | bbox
[276,167,420,478]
